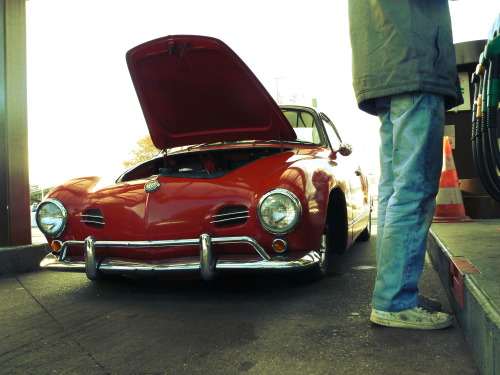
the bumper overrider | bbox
[40,233,321,281]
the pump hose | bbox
[484,36,500,202]
[486,54,500,166]
[487,106,500,165]
[471,36,500,202]
[471,66,500,201]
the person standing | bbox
[348,0,463,329]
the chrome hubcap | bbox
[319,234,327,272]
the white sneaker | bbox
[370,307,453,330]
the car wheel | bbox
[357,210,372,241]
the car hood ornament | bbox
[144,179,161,193]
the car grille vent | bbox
[81,209,105,228]
[211,206,249,227]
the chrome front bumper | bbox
[40,234,321,281]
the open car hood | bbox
[127,35,296,149]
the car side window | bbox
[282,109,321,144]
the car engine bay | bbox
[118,146,290,182]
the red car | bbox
[36,35,372,281]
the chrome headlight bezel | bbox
[35,198,68,237]
[257,189,302,235]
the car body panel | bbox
[48,147,339,254]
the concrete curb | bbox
[0,243,50,277]
[427,230,499,375]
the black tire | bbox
[357,210,372,242]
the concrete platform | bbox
[0,243,49,276]
[428,219,499,375]
[0,227,49,276]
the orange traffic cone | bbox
[433,136,474,223]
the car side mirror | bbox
[336,143,352,157]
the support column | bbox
[0,0,30,245]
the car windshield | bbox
[281,108,322,144]
[167,107,324,153]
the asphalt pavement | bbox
[0,225,480,375]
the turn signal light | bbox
[272,239,287,253]
[51,240,62,252]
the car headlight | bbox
[36,198,68,237]
[258,189,301,234]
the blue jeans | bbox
[373,92,445,312]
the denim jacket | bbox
[348,0,463,115]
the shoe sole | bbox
[370,314,453,330]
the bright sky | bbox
[26,0,499,187]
